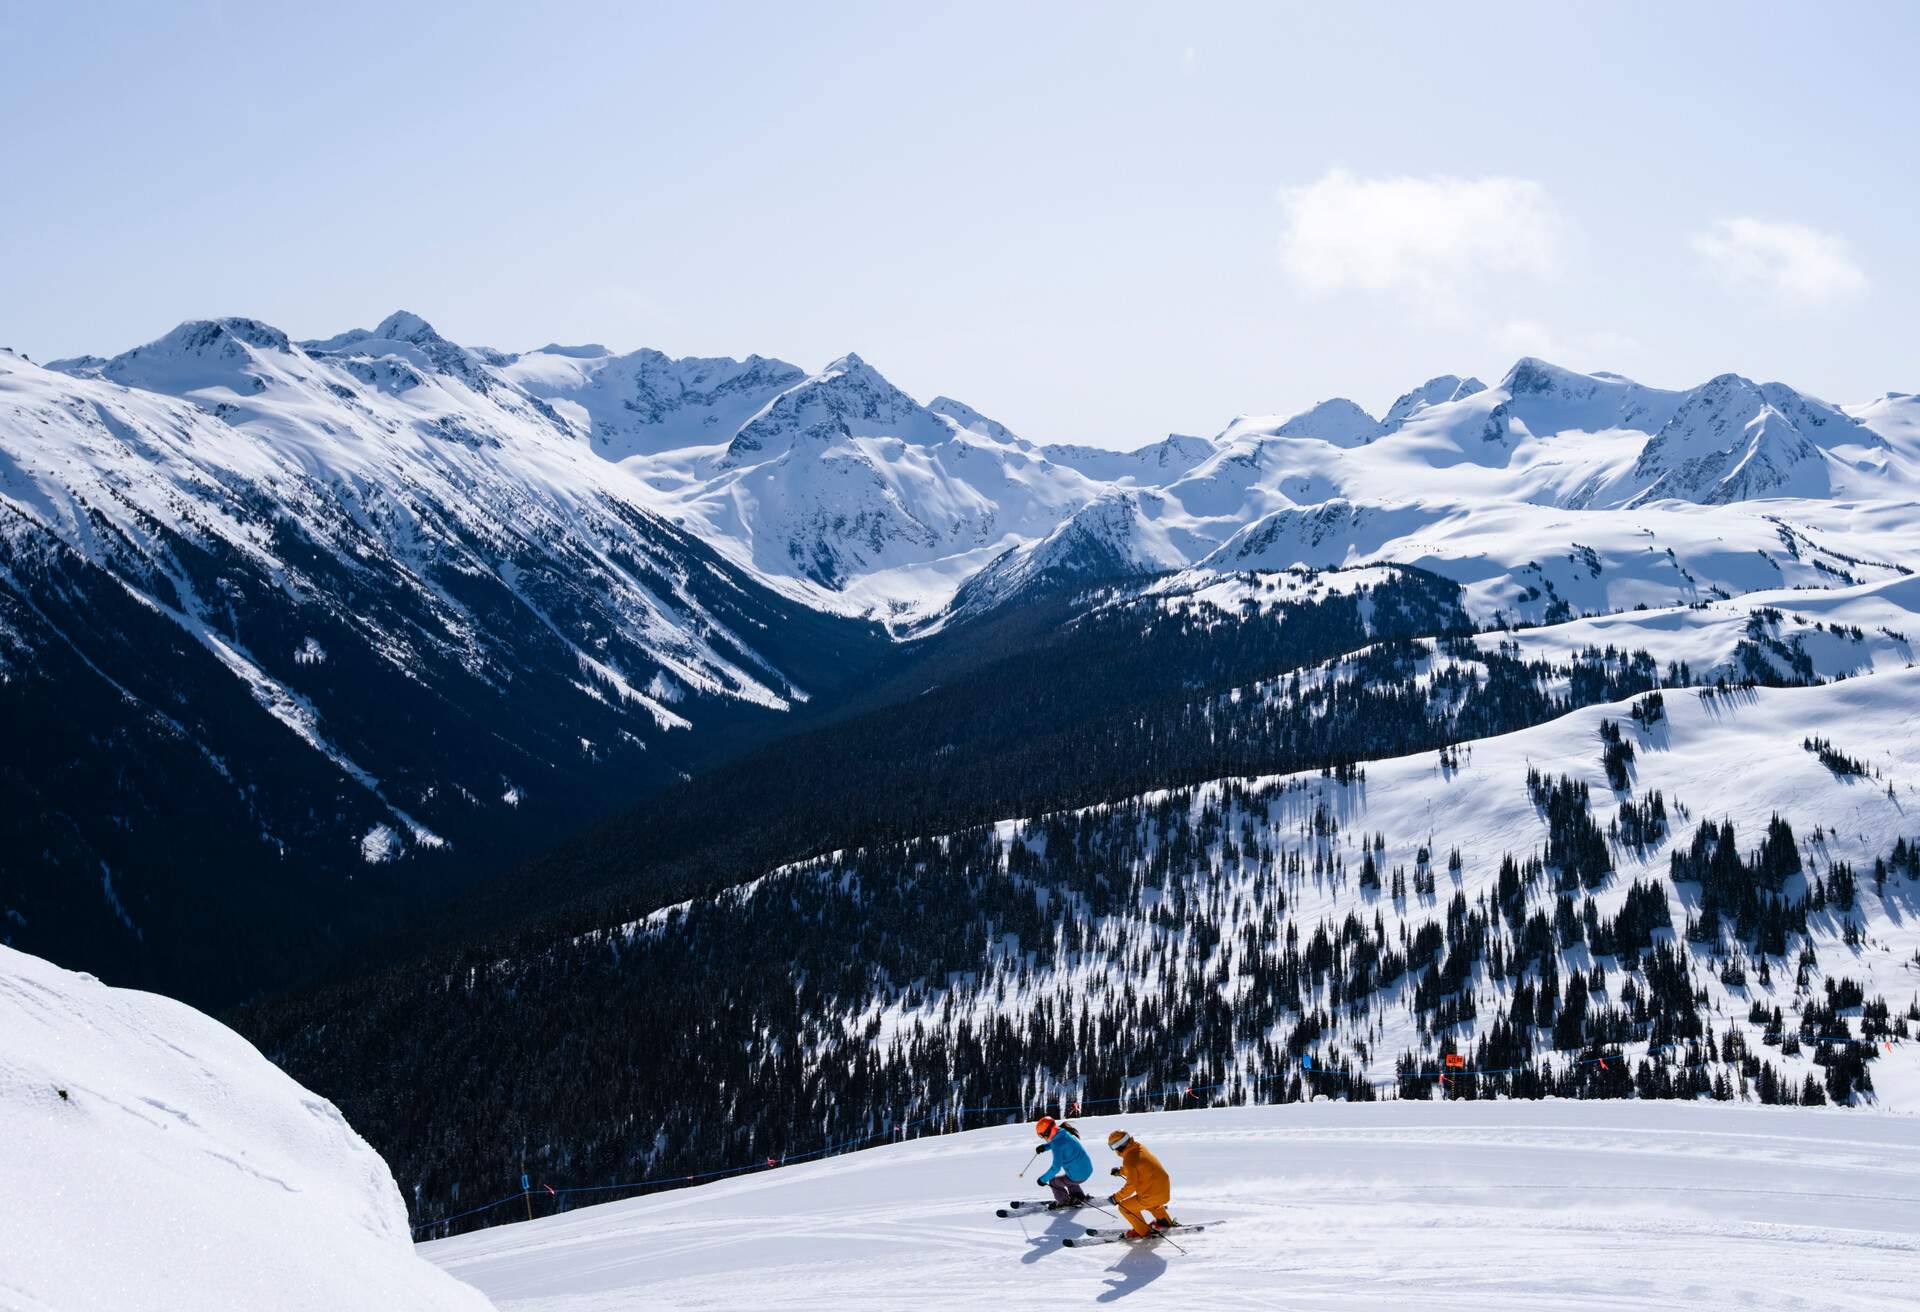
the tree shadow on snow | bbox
[1096,1245,1168,1302]
[1020,1209,1088,1264]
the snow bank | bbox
[0,945,493,1312]
[425,1101,1920,1310]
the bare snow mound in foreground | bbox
[427,1101,1920,1311]
[0,945,493,1312]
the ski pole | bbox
[1018,1147,1042,1180]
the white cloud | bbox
[1276,169,1563,311]
[1691,217,1867,305]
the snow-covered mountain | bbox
[1048,356,1920,625]
[0,322,890,1000]
[9,308,1920,1001]
[1272,395,1388,445]
[1383,372,1486,428]
[627,352,1102,608]
[29,313,1919,639]
[502,344,1113,618]
[0,943,493,1311]
[1624,375,1879,505]
[945,491,1193,622]
[1039,432,1217,485]
[497,340,807,459]
[502,341,1920,627]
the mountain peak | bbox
[1383,374,1486,429]
[372,311,442,344]
[1623,371,1852,505]
[75,317,297,388]
[155,317,294,357]
[723,351,938,461]
[810,351,897,394]
[1501,356,1589,396]
[928,396,1023,446]
[946,489,1184,620]
[1274,397,1385,447]
[297,311,497,393]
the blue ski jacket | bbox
[1037,1128,1093,1184]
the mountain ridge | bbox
[9,307,1920,1000]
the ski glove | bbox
[1109,1167,1124,1177]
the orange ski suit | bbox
[1111,1139,1172,1234]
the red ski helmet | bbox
[1035,1116,1058,1139]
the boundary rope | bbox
[409,1027,1898,1237]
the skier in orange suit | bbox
[1105,1129,1178,1239]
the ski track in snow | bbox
[424,1102,1920,1311]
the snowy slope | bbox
[1188,496,1917,624]
[598,658,1920,1103]
[1040,433,1217,485]
[1,326,891,999]
[1460,573,1920,685]
[424,1101,1920,1311]
[1204,571,1920,740]
[0,943,493,1312]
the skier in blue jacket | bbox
[1032,1116,1093,1208]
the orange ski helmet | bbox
[1035,1116,1058,1139]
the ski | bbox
[995,1200,1061,1217]
[1066,1224,1209,1246]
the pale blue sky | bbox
[2,1,1914,447]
